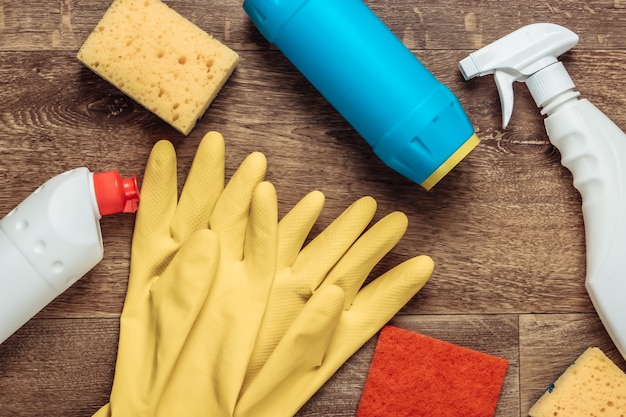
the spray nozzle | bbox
[459,23,579,128]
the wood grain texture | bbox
[520,313,626,412]
[2,1,626,416]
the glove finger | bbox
[148,229,221,397]
[242,196,376,384]
[106,141,181,414]
[91,403,110,417]
[237,285,344,416]
[343,254,433,333]
[169,181,276,416]
[210,151,267,258]
[277,190,325,270]
[291,196,377,288]
[244,181,278,281]
[171,131,225,242]
[321,211,408,309]
[264,256,433,417]
[127,140,179,301]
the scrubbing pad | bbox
[356,325,508,417]
[529,347,626,416]
[77,0,239,135]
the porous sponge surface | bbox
[356,325,508,417]
[529,347,626,417]
[77,0,239,135]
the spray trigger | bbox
[493,70,517,129]
[459,23,579,129]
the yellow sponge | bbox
[529,347,626,416]
[77,0,239,135]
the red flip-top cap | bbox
[93,170,140,216]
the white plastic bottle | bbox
[459,23,626,361]
[0,168,139,344]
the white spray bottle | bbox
[459,23,626,361]
[0,168,139,344]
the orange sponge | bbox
[356,325,508,417]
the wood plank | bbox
[0,315,519,416]
[298,314,520,417]
[0,50,604,318]
[3,1,626,415]
[0,318,118,416]
[3,1,626,51]
[520,313,626,414]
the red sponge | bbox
[356,325,508,417]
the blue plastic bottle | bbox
[243,0,479,190]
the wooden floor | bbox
[2,1,626,416]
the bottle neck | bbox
[539,89,581,117]
[526,61,580,117]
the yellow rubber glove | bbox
[94,131,269,417]
[155,179,277,417]
[234,192,435,417]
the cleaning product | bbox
[528,347,626,416]
[356,325,508,417]
[459,23,626,361]
[243,0,479,190]
[77,0,239,136]
[0,168,139,344]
